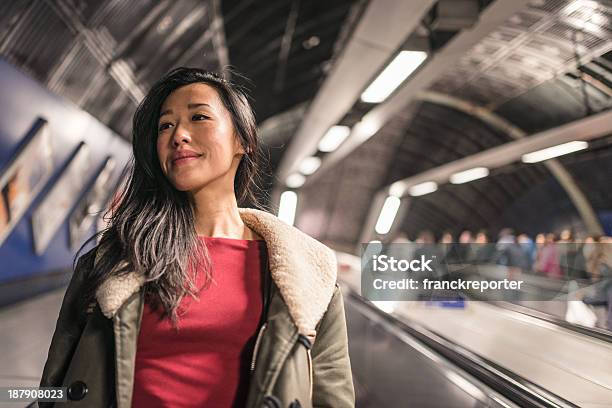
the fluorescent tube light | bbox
[408,181,437,197]
[278,191,298,225]
[361,51,428,103]
[318,126,350,152]
[286,173,306,188]
[450,167,489,184]
[389,181,406,198]
[299,156,321,175]
[375,196,401,234]
[521,141,588,163]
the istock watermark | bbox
[372,254,434,272]
[360,243,601,302]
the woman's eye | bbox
[158,123,172,132]
[192,114,209,121]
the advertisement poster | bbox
[31,142,90,256]
[0,118,53,248]
[68,156,116,249]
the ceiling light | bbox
[408,181,438,197]
[286,173,306,188]
[389,181,406,197]
[361,51,428,103]
[299,156,321,175]
[354,119,379,139]
[278,191,298,225]
[521,141,588,163]
[318,125,350,152]
[450,167,489,184]
[375,196,401,234]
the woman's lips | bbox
[172,155,201,166]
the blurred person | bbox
[391,231,411,244]
[416,230,435,245]
[37,68,354,408]
[536,233,562,279]
[559,228,573,242]
[517,233,536,272]
[459,230,473,243]
[473,229,495,264]
[415,230,444,279]
[534,232,546,270]
[495,228,529,280]
[455,229,474,262]
[496,228,515,245]
[383,232,414,271]
[582,236,612,330]
[558,229,588,280]
[582,282,612,330]
[586,236,612,282]
[388,231,414,266]
[438,230,455,264]
[475,230,488,244]
[583,236,596,260]
[440,231,453,244]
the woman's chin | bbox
[171,178,211,193]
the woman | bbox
[38,67,354,408]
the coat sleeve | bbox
[38,248,96,403]
[310,283,355,408]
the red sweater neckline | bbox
[197,235,265,242]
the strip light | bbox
[299,156,321,175]
[450,167,489,184]
[521,141,588,163]
[375,196,401,234]
[318,126,350,152]
[286,173,306,188]
[408,181,438,197]
[278,191,298,225]
[361,51,428,103]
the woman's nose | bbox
[172,123,192,146]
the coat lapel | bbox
[112,290,144,408]
[95,207,338,335]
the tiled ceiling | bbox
[0,0,359,141]
[431,0,612,108]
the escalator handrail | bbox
[490,300,612,344]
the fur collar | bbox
[94,207,338,335]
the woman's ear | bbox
[233,134,247,155]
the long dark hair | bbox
[78,67,268,326]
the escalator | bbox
[344,286,578,408]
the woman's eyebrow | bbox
[159,103,212,118]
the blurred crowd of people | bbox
[401,228,612,282]
[390,228,612,329]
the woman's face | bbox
[156,83,245,193]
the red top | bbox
[132,237,267,408]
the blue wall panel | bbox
[0,58,131,283]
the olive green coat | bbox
[37,208,355,407]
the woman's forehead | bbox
[161,83,222,111]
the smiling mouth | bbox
[172,155,202,166]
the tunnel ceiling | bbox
[0,0,611,248]
[0,0,359,140]
[431,0,612,111]
[295,0,612,248]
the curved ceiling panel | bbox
[431,0,612,109]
